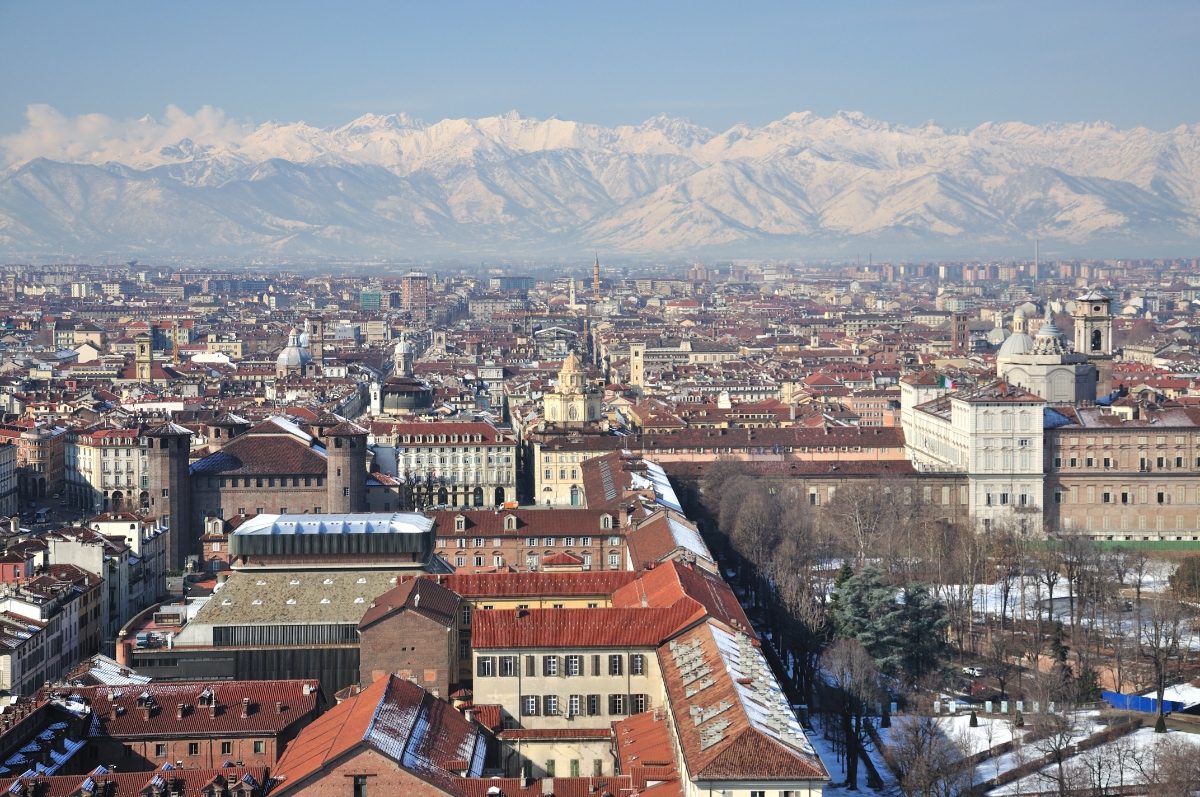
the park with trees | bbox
[683,459,1200,795]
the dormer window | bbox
[454,516,467,532]
[503,515,518,531]
[600,514,612,530]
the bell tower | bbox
[135,332,153,383]
[1073,289,1114,393]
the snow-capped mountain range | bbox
[2,106,1199,257]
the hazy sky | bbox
[2,1,1198,135]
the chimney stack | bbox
[275,701,283,714]
[176,703,185,720]
[241,697,251,718]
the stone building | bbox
[370,419,518,509]
[1045,402,1200,541]
[542,351,602,429]
[996,305,1097,405]
[147,417,369,570]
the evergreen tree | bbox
[831,567,951,685]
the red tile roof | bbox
[358,577,460,630]
[658,622,827,783]
[36,680,319,739]
[612,560,753,637]
[0,766,268,797]
[271,675,484,796]
[471,603,701,650]
[190,419,327,476]
[613,711,683,797]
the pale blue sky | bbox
[2,0,1197,134]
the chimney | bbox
[208,701,217,719]
[302,683,314,696]
[109,705,119,722]
[241,697,250,718]
[463,708,474,724]
[139,704,150,721]
[275,701,283,714]
[175,703,185,720]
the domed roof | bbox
[1013,307,1028,320]
[394,337,413,355]
[1032,306,1066,356]
[276,328,312,370]
[997,331,1035,358]
[986,319,1010,346]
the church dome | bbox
[1032,307,1066,356]
[276,328,312,371]
[997,331,1034,359]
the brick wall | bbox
[358,611,457,699]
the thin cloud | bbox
[0,104,253,168]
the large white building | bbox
[369,420,518,508]
[902,377,1045,533]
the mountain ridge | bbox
[2,108,1199,257]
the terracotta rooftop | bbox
[271,675,484,795]
[358,577,460,630]
[471,602,702,650]
[36,680,319,739]
[658,622,827,784]
[0,765,268,797]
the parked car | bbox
[962,666,984,677]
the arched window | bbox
[570,485,582,507]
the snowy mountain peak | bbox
[1,106,1199,257]
[336,112,425,133]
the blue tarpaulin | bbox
[1101,690,1185,714]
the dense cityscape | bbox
[4,0,1200,794]
[0,255,1188,794]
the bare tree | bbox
[1065,733,1137,797]
[1028,709,1084,797]
[1136,734,1200,796]
[1034,542,1063,628]
[1138,596,1189,731]
[825,482,928,567]
[821,638,881,791]
[888,716,972,797]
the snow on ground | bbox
[990,727,1200,795]
[804,713,899,796]
[877,712,1031,759]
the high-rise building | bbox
[399,272,430,320]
